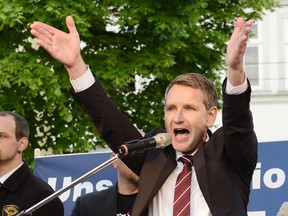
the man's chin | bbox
[172,144,191,153]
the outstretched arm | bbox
[222,18,257,171]
[226,17,253,86]
[30,16,86,80]
[30,16,145,169]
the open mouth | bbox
[174,128,190,136]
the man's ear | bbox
[18,137,28,153]
[207,106,218,128]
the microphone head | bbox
[154,133,172,148]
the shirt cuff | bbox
[225,78,248,95]
[70,66,95,92]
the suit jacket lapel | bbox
[132,147,176,215]
[193,145,212,209]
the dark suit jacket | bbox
[71,184,118,216]
[73,78,258,216]
[0,162,64,216]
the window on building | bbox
[245,47,259,86]
[245,23,260,86]
[250,24,258,39]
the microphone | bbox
[117,133,172,157]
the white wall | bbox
[251,103,288,142]
[213,101,288,143]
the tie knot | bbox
[179,155,193,166]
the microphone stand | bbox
[16,153,122,216]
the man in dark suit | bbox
[71,155,139,216]
[31,16,258,216]
[0,111,64,216]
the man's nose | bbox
[173,110,184,123]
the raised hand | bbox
[30,16,87,79]
[226,17,253,85]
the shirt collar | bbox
[0,162,23,184]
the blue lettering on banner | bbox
[248,140,288,216]
[34,141,288,216]
[47,177,113,202]
[34,151,117,216]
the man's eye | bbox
[166,106,175,112]
[184,106,194,111]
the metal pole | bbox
[16,154,120,216]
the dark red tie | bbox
[173,155,193,216]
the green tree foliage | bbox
[0,0,278,165]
